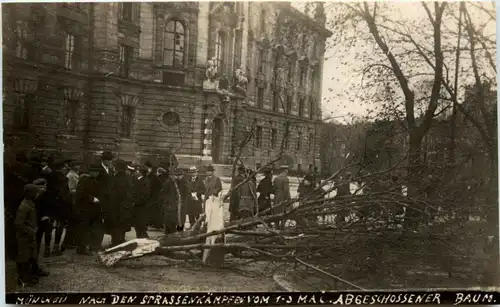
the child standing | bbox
[15,184,49,287]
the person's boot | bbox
[30,260,49,277]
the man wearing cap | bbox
[105,159,133,246]
[15,184,49,287]
[132,165,150,238]
[32,178,54,258]
[273,165,291,229]
[187,166,205,227]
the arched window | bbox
[164,20,185,67]
[215,31,226,73]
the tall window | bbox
[15,93,35,131]
[309,98,314,119]
[311,68,319,91]
[296,132,302,150]
[14,21,29,60]
[64,98,78,135]
[309,133,314,151]
[119,45,133,77]
[299,98,305,117]
[272,91,279,112]
[257,87,264,109]
[164,20,185,67]
[121,106,134,138]
[258,49,265,74]
[287,59,294,82]
[286,95,292,114]
[284,133,289,149]
[120,3,133,21]
[64,33,75,69]
[299,66,306,87]
[271,128,277,149]
[215,31,226,73]
[255,126,263,148]
[233,29,242,70]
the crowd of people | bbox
[4,150,226,287]
[4,149,341,288]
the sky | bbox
[291,1,497,124]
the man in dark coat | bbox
[92,151,114,250]
[173,168,191,231]
[257,168,274,215]
[133,165,150,238]
[105,159,133,247]
[47,160,72,255]
[16,184,49,287]
[33,178,55,258]
[229,166,246,221]
[5,152,34,261]
[187,166,205,227]
[147,162,163,229]
[273,165,291,229]
[161,167,178,234]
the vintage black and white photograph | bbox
[3,0,498,295]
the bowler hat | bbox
[115,159,128,172]
[206,165,215,171]
[101,151,114,161]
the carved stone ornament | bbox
[206,57,217,80]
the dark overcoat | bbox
[273,174,291,214]
[257,176,274,212]
[187,176,205,216]
[104,172,133,233]
[15,199,38,262]
[229,174,245,215]
[133,176,150,227]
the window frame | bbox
[286,94,292,114]
[255,126,263,148]
[296,132,302,151]
[120,2,133,22]
[215,31,226,74]
[64,32,75,70]
[298,97,305,117]
[121,105,134,138]
[15,93,35,131]
[119,44,133,78]
[257,86,264,109]
[271,128,277,149]
[309,98,314,120]
[163,20,186,68]
[272,91,279,112]
[64,98,79,135]
[14,20,29,60]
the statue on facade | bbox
[233,65,248,96]
[206,57,217,80]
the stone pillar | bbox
[196,2,210,67]
[139,3,154,60]
[241,2,249,70]
[202,117,212,162]
[92,2,120,73]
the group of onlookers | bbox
[4,150,226,287]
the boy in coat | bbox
[16,184,49,287]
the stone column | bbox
[196,2,210,67]
[241,2,249,70]
[92,2,120,73]
[139,3,154,60]
[202,117,212,162]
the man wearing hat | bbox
[104,159,133,246]
[187,166,205,227]
[132,165,150,238]
[73,164,102,255]
[257,168,274,215]
[91,151,115,250]
[32,178,54,258]
[273,165,291,229]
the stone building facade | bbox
[3,2,331,171]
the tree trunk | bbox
[407,133,423,198]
